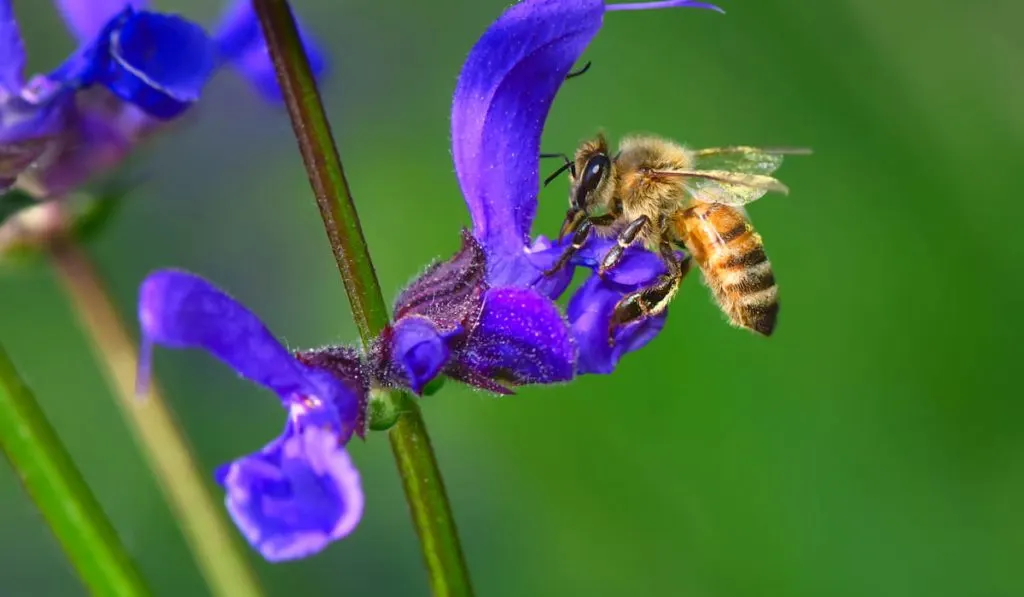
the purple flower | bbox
[1,0,325,198]
[384,0,722,391]
[378,230,575,395]
[137,270,364,561]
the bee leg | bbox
[543,215,592,277]
[597,215,650,277]
[608,250,692,343]
[557,207,586,243]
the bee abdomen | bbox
[742,300,779,336]
[714,241,779,336]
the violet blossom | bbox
[138,270,364,562]
[1,0,325,199]
[131,0,724,562]
[382,0,723,393]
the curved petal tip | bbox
[218,425,363,562]
[97,10,215,119]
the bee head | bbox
[571,134,616,214]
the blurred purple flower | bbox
[383,0,722,392]
[1,0,325,198]
[137,270,364,561]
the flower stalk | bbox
[47,239,265,597]
[0,341,151,597]
[250,1,474,594]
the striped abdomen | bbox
[672,203,779,336]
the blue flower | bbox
[1,0,325,198]
[383,0,722,393]
[137,270,364,562]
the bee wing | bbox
[692,146,812,176]
[653,169,789,206]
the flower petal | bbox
[566,274,667,374]
[456,286,575,386]
[522,235,575,299]
[53,0,145,44]
[0,0,25,91]
[212,0,326,102]
[216,423,363,562]
[137,270,351,416]
[95,10,216,119]
[388,316,452,395]
[451,0,606,261]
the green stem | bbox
[47,239,266,597]
[251,2,474,595]
[0,342,152,596]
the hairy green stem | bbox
[48,239,266,597]
[0,342,151,596]
[251,1,474,595]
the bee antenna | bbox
[543,162,574,187]
[540,153,575,187]
[565,61,592,80]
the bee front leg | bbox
[608,249,692,343]
[597,215,650,277]
[543,214,592,277]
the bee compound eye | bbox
[580,154,610,194]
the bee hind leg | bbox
[608,248,691,343]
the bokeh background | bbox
[3,0,1023,595]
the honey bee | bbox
[541,133,808,337]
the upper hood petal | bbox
[451,0,605,260]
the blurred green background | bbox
[3,0,1023,595]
